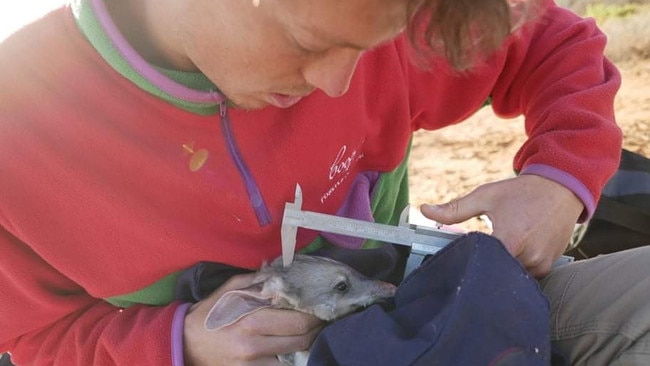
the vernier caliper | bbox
[281,184,574,276]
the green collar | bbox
[71,0,220,115]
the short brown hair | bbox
[407,0,540,70]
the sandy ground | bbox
[407,59,650,231]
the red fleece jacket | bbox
[0,1,621,364]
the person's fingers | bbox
[214,353,282,366]
[420,185,492,225]
[251,325,324,356]
[188,311,323,364]
[239,308,325,336]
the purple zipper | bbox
[90,0,272,227]
[217,100,273,226]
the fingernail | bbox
[423,204,442,211]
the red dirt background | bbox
[408,60,650,231]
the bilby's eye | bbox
[334,281,349,292]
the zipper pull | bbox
[219,100,227,117]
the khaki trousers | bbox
[540,246,650,365]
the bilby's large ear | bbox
[205,283,273,331]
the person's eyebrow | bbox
[311,21,404,52]
[306,26,384,51]
[289,19,374,51]
[339,35,400,52]
[337,40,370,51]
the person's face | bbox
[176,0,407,110]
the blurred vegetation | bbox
[585,3,641,22]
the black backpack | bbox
[566,149,650,259]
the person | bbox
[0,0,648,364]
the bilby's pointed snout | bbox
[372,281,397,298]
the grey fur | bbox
[256,254,397,321]
[205,254,396,366]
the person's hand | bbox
[183,273,325,366]
[420,174,583,277]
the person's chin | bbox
[225,96,269,111]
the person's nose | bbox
[303,48,362,98]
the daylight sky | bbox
[0,1,66,41]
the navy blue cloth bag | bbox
[308,232,552,366]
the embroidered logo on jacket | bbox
[321,144,364,203]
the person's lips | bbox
[268,93,304,108]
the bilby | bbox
[205,254,397,366]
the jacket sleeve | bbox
[488,0,622,219]
[406,0,622,220]
[0,225,186,365]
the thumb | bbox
[420,189,487,225]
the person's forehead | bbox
[277,0,407,49]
